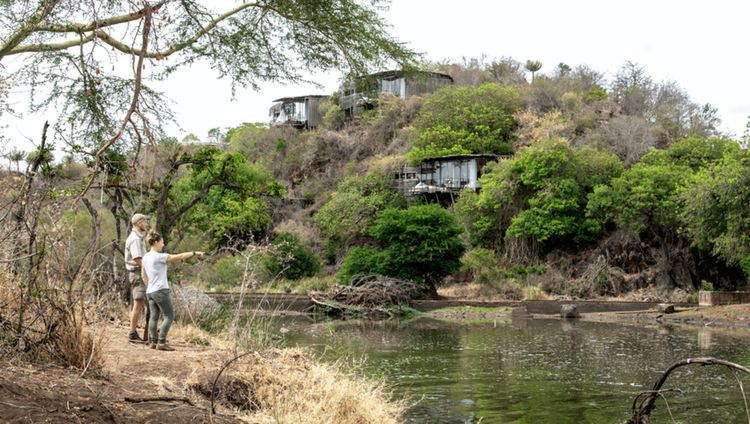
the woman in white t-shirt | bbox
[141,230,204,351]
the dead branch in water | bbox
[627,357,750,424]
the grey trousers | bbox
[147,289,174,344]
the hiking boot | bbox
[156,343,175,351]
[149,342,157,349]
[128,331,144,344]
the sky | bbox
[3,0,750,156]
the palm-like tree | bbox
[525,60,543,83]
[9,148,24,172]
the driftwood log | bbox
[627,357,750,424]
[307,275,423,317]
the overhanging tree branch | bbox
[0,0,61,58]
[5,1,259,60]
[75,3,153,202]
[34,1,168,33]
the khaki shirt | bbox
[124,229,147,272]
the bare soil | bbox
[0,323,247,424]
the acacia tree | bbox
[0,0,415,191]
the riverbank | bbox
[0,321,403,423]
[581,303,750,329]
[423,302,750,330]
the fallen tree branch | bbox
[627,357,750,424]
[124,396,195,406]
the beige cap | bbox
[131,213,150,226]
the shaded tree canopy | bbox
[1,0,416,181]
[455,137,623,250]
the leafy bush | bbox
[314,172,406,261]
[198,254,247,290]
[339,204,465,291]
[264,232,321,280]
[586,162,689,233]
[339,247,383,283]
[680,149,750,273]
[408,83,521,162]
[460,247,503,285]
[457,137,623,250]
[319,98,346,130]
[588,136,740,236]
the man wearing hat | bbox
[125,213,150,342]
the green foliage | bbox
[170,148,277,247]
[314,172,406,253]
[680,151,750,270]
[583,87,608,102]
[460,247,503,285]
[741,257,750,278]
[642,136,741,170]
[460,138,623,248]
[586,162,689,233]
[226,122,269,154]
[275,138,288,151]
[339,204,465,288]
[198,255,247,290]
[503,264,546,279]
[264,232,321,280]
[319,98,346,130]
[339,247,384,283]
[408,83,521,162]
[588,136,739,235]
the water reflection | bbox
[698,328,714,350]
[277,315,750,423]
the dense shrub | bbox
[457,137,623,251]
[339,204,465,291]
[264,232,321,280]
[198,254,247,290]
[587,136,739,235]
[314,172,406,261]
[680,150,750,274]
[408,83,521,162]
[339,247,383,283]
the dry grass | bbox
[230,348,404,423]
[439,282,522,301]
[522,285,549,300]
[0,269,108,373]
[169,323,212,346]
[48,316,108,372]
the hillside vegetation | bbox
[10,58,748,304]
[187,58,743,303]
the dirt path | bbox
[0,323,245,424]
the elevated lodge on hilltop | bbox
[395,154,505,203]
[268,95,328,129]
[339,70,453,118]
[267,70,453,129]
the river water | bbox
[275,314,750,423]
